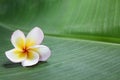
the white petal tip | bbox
[21,62,38,67]
[39,45,51,61]
[21,53,39,67]
[5,49,26,63]
[34,27,40,29]
[26,27,44,45]
[21,61,39,67]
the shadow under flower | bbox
[3,61,48,68]
[3,61,21,68]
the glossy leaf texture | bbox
[0,0,120,80]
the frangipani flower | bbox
[5,27,51,67]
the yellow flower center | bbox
[20,47,33,59]
[22,47,29,54]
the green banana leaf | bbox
[0,0,120,80]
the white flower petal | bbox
[11,30,25,49]
[38,45,51,61]
[5,49,26,63]
[26,27,44,47]
[21,52,39,67]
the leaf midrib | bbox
[0,23,120,44]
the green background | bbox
[0,0,120,80]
